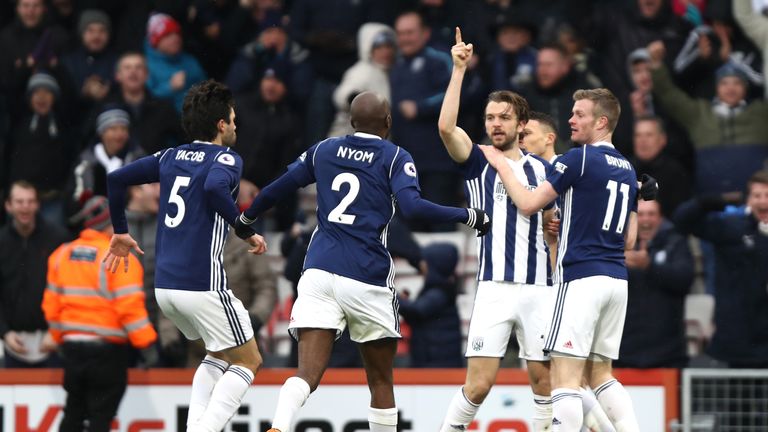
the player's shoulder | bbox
[213,148,241,168]
[524,152,552,169]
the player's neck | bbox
[541,148,556,162]
[502,144,523,161]
[209,136,224,146]
[585,131,612,145]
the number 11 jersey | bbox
[546,142,638,283]
[287,133,421,287]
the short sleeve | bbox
[546,147,584,195]
[286,143,317,186]
[389,148,421,195]
[456,144,488,180]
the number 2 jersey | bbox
[107,141,243,292]
[546,142,638,283]
[285,133,422,287]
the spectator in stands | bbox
[391,11,458,229]
[225,8,306,95]
[630,115,692,216]
[185,0,252,80]
[673,170,768,368]
[61,10,117,114]
[43,196,158,431]
[289,0,388,145]
[417,0,465,53]
[398,242,463,368]
[488,17,537,93]
[0,0,70,118]
[100,52,183,155]
[734,0,768,99]
[234,61,302,231]
[648,41,768,194]
[145,13,206,113]
[617,199,693,368]
[0,181,68,367]
[68,107,144,216]
[329,23,396,137]
[625,48,695,170]
[519,42,594,154]
[3,72,75,225]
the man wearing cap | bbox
[234,59,301,230]
[145,13,206,112]
[3,72,75,224]
[43,195,158,432]
[61,9,117,109]
[647,40,768,194]
[68,106,144,213]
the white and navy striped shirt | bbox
[460,145,553,286]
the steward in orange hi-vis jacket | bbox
[43,196,157,432]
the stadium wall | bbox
[0,368,678,431]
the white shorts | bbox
[155,288,254,352]
[465,281,554,361]
[543,275,627,359]
[289,268,401,343]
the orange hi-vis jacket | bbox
[43,229,157,349]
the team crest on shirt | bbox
[555,162,567,174]
[472,337,484,351]
[494,181,507,201]
[217,153,235,166]
[404,162,417,177]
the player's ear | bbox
[385,114,392,130]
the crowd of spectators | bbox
[1,0,767,369]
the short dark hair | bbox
[181,80,234,142]
[6,180,37,202]
[529,111,557,134]
[748,170,768,193]
[486,90,530,124]
[538,42,569,58]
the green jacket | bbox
[650,65,768,148]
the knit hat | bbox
[259,8,285,32]
[26,72,60,98]
[70,196,111,231]
[147,13,181,48]
[423,243,459,285]
[78,9,111,36]
[96,108,130,135]
[716,62,749,85]
[263,59,290,85]
[627,48,651,66]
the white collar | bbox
[192,140,214,145]
[591,141,615,149]
[353,132,382,140]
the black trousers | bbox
[59,341,131,432]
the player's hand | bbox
[478,144,506,169]
[234,213,257,240]
[246,233,267,255]
[104,233,144,273]
[451,27,474,69]
[466,208,491,237]
[639,174,659,201]
[546,218,560,237]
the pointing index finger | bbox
[455,26,462,44]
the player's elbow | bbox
[518,204,539,217]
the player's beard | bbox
[223,130,237,147]
[492,134,516,152]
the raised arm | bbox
[437,27,474,163]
